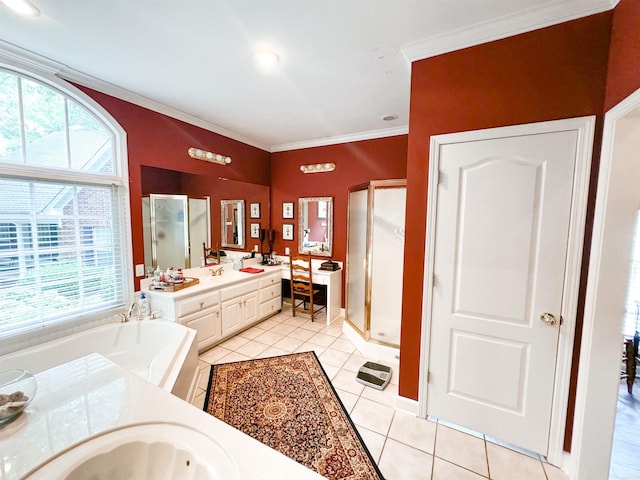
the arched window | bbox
[0,66,130,345]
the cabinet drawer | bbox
[220,280,259,301]
[260,296,281,319]
[260,273,281,289]
[176,291,220,318]
[260,284,281,303]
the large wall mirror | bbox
[299,197,333,257]
[221,199,245,249]
[140,166,269,270]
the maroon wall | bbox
[605,0,640,110]
[400,12,612,414]
[270,135,409,304]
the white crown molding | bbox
[401,0,618,62]
[0,40,270,152]
[270,125,408,153]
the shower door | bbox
[369,184,406,345]
[149,194,189,270]
[346,180,406,347]
[346,188,369,335]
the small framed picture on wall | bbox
[250,223,261,238]
[282,223,294,240]
[282,202,294,219]
[250,203,261,218]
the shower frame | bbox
[345,179,407,348]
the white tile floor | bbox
[191,307,568,480]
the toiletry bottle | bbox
[139,293,150,318]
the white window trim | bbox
[0,55,133,355]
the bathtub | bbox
[0,320,199,401]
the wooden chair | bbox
[203,243,220,265]
[289,253,326,321]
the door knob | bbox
[540,312,557,326]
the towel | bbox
[239,267,265,274]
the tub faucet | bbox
[126,301,142,322]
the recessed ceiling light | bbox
[1,0,40,16]
[381,114,398,122]
[254,49,280,68]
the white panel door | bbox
[427,127,579,454]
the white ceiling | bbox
[0,0,615,152]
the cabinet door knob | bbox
[199,301,204,309]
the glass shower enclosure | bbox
[346,180,407,347]
[142,194,210,271]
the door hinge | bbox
[435,170,440,185]
[427,371,431,383]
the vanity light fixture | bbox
[300,163,335,174]
[188,147,231,165]
[1,0,40,16]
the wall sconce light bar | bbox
[300,162,335,174]
[188,147,232,165]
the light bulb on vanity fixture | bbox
[300,163,335,174]
[188,147,231,165]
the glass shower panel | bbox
[142,197,152,270]
[150,194,189,270]
[188,197,210,267]
[346,188,368,334]
[369,186,406,346]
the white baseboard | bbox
[396,395,420,415]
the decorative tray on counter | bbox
[149,277,199,292]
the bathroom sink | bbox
[24,422,238,480]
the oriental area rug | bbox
[203,351,384,480]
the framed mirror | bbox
[221,199,245,249]
[298,197,333,257]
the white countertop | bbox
[142,264,284,299]
[0,354,323,480]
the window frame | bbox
[0,60,132,353]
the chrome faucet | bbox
[126,301,142,322]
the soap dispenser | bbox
[139,293,150,318]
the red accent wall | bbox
[605,0,640,110]
[400,11,612,414]
[270,136,408,302]
[74,86,271,287]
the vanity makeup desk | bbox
[280,259,342,323]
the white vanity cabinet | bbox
[220,279,259,337]
[146,268,282,353]
[259,271,282,318]
[150,290,222,352]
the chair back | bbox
[289,253,313,296]
[203,243,220,265]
